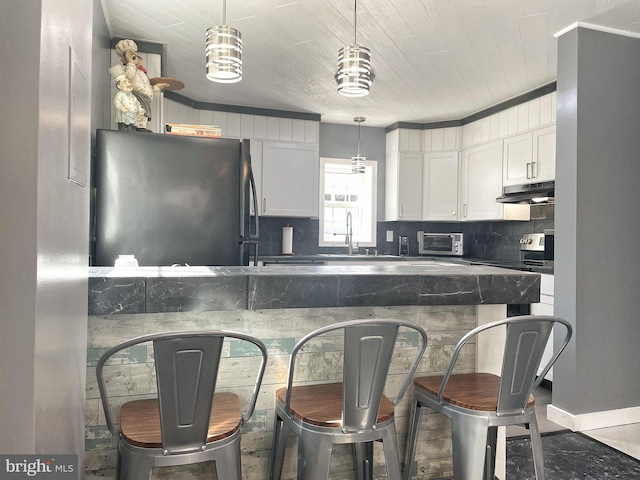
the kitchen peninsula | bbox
[86,263,540,479]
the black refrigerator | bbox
[93,129,259,266]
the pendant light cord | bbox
[222,0,227,25]
[353,0,358,45]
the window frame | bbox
[318,157,378,248]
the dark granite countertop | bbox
[258,254,464,264]
[88,263,540,315]
[259,254,554,274]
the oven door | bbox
[419,234,455,255]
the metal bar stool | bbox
[269,319,428,480]
[403,315,572,480]
[96,330,268,480]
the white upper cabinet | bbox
[385,152,423,221]
[399,128,422,152]
[503,125,556,186]
[261,142,319,217]
[422,151,459,221]
[503,132,533,186]
[460,141,529,221]
[532,125,556,182]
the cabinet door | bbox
[397,153,423,221]
[261,142,319,217]
[503,132,533,186]
[460,141,504,220]
[531,274,554,379]
[423,151,458,221]
[532,125,556,182]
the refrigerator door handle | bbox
[248,167,260,266]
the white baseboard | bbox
[547,403,640,431]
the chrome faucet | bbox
[345,211,354,255]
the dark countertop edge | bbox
[88,264,541,315]
[258,254,461,262]
[258,255,554,274]
[88,263,541,278]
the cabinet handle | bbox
[463,204,467,217]
[400,205,403,218]
[526,162,531,179]
[531,161,536,178]
[262,198,266,214]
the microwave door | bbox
[424,235,453,252]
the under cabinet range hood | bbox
[496,181,555,203]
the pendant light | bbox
[352,117,366,174]
[336,0,374,97]
[206,0,242,83]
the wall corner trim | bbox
[555,22,640,40]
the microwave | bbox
[417,232,466,256]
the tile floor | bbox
[583,422,640,460]
[507,385,640,461]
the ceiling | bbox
[101,0,640,127]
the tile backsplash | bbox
[256,204,554,261]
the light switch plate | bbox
[386,230,393,242]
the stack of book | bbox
[165,123,222,138]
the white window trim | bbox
[319,157,378,248]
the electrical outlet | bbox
[386,230,393,242]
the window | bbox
[319,157,377,247]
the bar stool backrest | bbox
[436,315,572,416]
[497,319,553,415]
[282,319,428,433]
[154,334,224,454]
[342,323,399,432]
[96,330,268,455]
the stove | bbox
[520,233,553,270]
[468,232,554,273]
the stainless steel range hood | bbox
[496,181,555,203]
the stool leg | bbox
[380,423,402,480]
[353,442,373,480]
[529,414,546,480]
[402,399,423,480]
[451,414,490,480]
[269,412,289,480]
[297,432,333,480]
[118,443,153,480]
[214,439,242,480]
[484,426,497,480]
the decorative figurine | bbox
[114,39,170,132]
[108,64,143,132]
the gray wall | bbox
[554,27,640,415]
[0,0,105,462]
[319,122,387,219]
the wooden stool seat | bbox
[414,372,535,411]
[403,316,573,480]
[269,320,428,480]
[276,382,394,427]
[96,331,268,480]
[121,392,242,448]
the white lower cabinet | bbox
[531,274,555,381]
[261,141,319,217]
[460,141,529,221]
